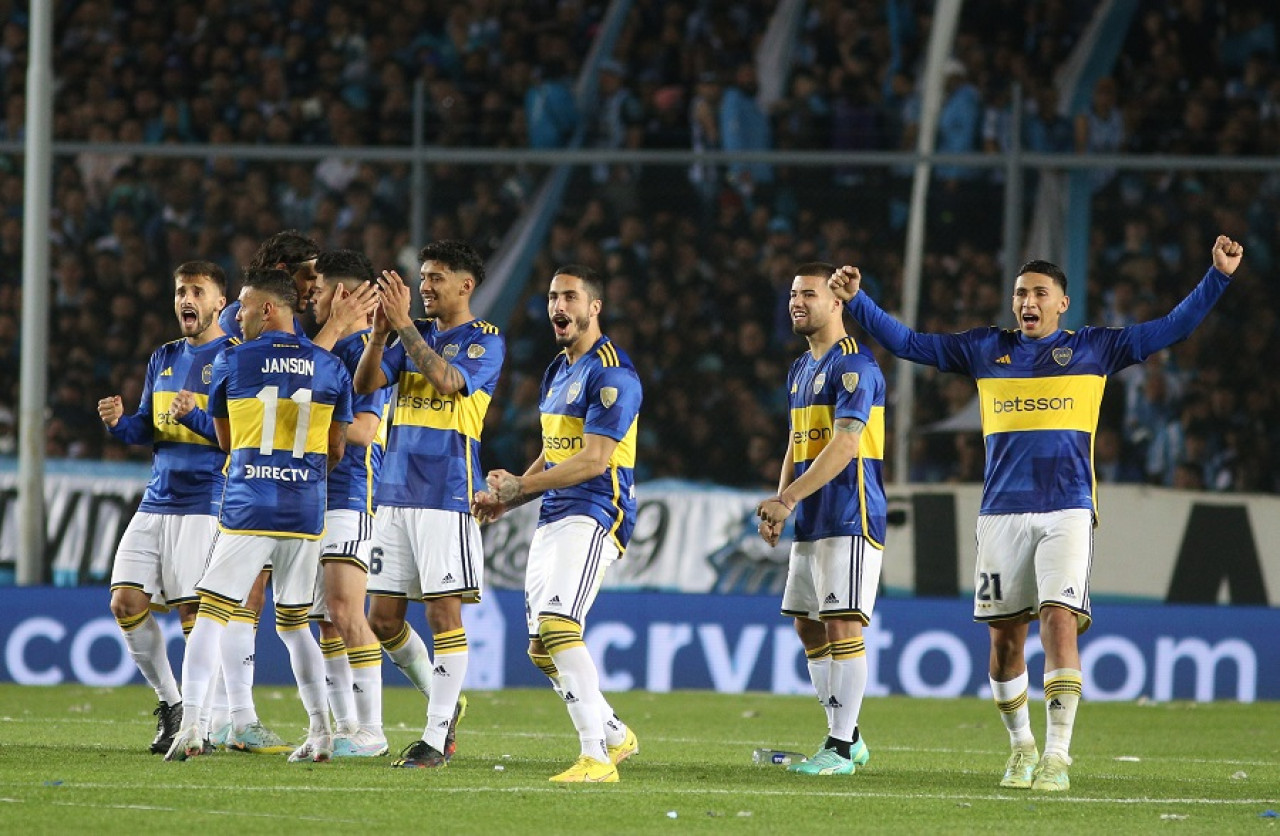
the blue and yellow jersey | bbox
[846,266,1233,516]
[787,336,888,546]
[327,329,389,514]
[108,335,238,515]
[218,301,305,341]
[208,330,354,538]
[375,318,505,512]
[537,336,643,551]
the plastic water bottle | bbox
[752,748,807,766]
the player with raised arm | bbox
[353,241,505,769]
[100,261,236,754]
[474,264,642,783]
[166,268,352,763]
[828,236,1244,792]
[756,263,888,777]
[306,249,389,757]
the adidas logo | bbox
[826,696,843,708]
[1061,586,1076,597]
[433,665,449,676]
[824,593,839,604]
[563,690,578,703]
[438,719,450,728]
[1048,698,1064,710]
[995,354,1011,364]
[325,676,333,686]
[160,367,174,376]
[352,685,363,693]
[442,573,455,583]
[548,595,561,606]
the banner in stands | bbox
[2,588,1276,701]
[3,468,1278,605]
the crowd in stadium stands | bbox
[0,1,1276,494]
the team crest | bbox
[202,364,213,385]
[567,381,582,403]
[466,344,485,359]
[841,372,859,393]
[442,344,460,360]
[812,373,826,394]
[600,386,618,408]
[1051,347,1073,367]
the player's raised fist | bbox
[1211,235,1243,277]
[97,395,124,428]
[828,266,862,302]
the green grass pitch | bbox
[1,684,1276,834]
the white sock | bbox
[320,635,357,734]
[423,628,467,753]
[275,613,330,736]
[381,622,433,697]
[805,643,833,732]
[206,665,229,737]
[1043,668,1082,760]
[118,611,181,705]
[830,638,867,743]
[990,670,1036,750]
[223,613,259,729]
[349,649,384,737]
[179,616,225,731]
[601,702,627,747]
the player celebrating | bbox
[353,241,505,768]
[474,264,642,783]
[828,236,1244,791]
[166,268,352,763]
[100,261,236,754]
[307,249,389,756]
[756,263,887,777]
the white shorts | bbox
[781,535,883,624]
[367,506,483,602]
[310,510,375,620]
[524,516,620,636]
[198,531,320,610]
[973,509,1093,630]
[109,512,218,607]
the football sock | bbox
[117,610,181,705]
[991,670,1036,750]
[829,637,867,745]
[223,609,260,729]
[381,622,433,697]
[1043,668,1083,759]
[423,628,468,753]
[320,635,357,734]
[347,642,384,736]
[805,642,833,732]
[541,616,608,763]
[179,597,231,730]
[275,605,329,735]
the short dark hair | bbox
[553,264,605,301]
[418,240,485,286]
[174,260,227,293]
[241,267,298,311]
[250,230,321,271]
[1018,260,1068,293]
[794,261,837,280]
[315,249,375,283]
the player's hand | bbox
[829,266,862,302]
[169,390,197,420]
[486,469,523,504]
[758,518,782,547]
[330,282,379,330]
[1211,235,1243,277]
[97,395,124,428]
[471,490,506,524]
[377,270,414,331]
[756,495,794,526]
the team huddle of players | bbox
[102,225,1242,790]
[101,231,643,781]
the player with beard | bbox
[354,241,505,768]
[474,264,642,783]
[756,263,887,777]
[100,261,237,754]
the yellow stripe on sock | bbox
[115,610,150,631]
[347,643,383,668]
[529,651,559,678]
[831,637,866,660]
[319,637,347,659]
[196,596,234,625]
[274,605,311,631]
[538,616,585,654]
[996,691,1028,713]
[805,642,832,661]
[381,622,411,653]
[181,618,196,637]
[1045,674,1084,700]
[433,628,468,656]
[229,606,257,624]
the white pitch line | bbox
[49,800,358,823]
[17,782,1276,806]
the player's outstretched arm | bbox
[830,264,959,369]
[1123,235,1242,360]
